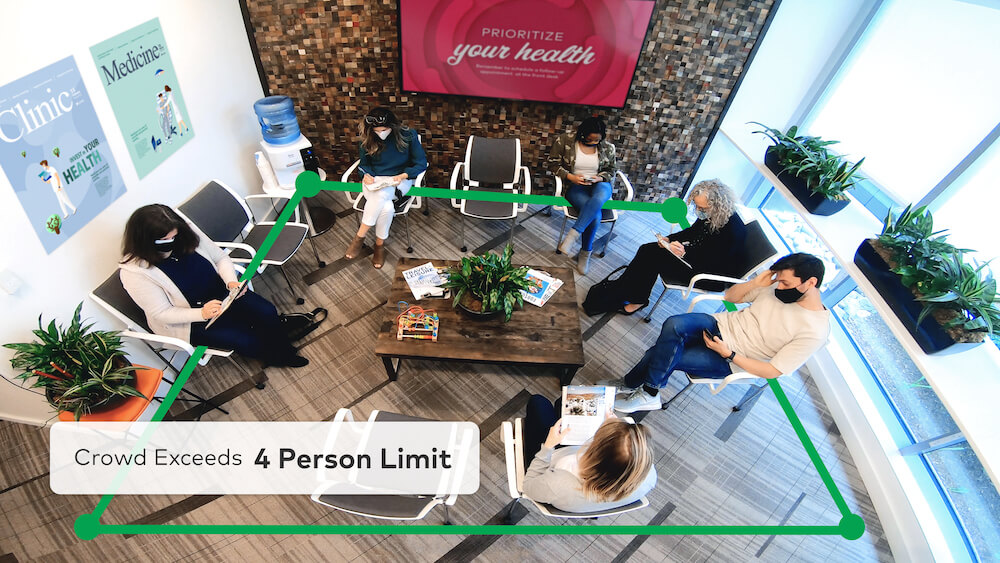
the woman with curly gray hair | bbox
[614,179,747,315]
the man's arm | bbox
[702,332,781,379]
[724,269,775,303]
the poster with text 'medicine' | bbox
[0,57,126,254]
[91,17,193,179]
[400,0,655,107]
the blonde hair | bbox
[687,178,738,232]
[578,419,653,502]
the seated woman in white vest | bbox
[119,204,308,368]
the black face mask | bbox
[154,238,176,254]
[774,286,805,304]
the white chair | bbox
[449,136,531,252]
[340,135,428,254]
[177,179,310,305]
[311,409,466,523]
[644,219,778,322]
[500,417,649,522]
[553,171,635,258]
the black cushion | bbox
[468,137,519,185]
[228,224,308,263]
[316,494,437,518]
[93,272,152,333]
[179,181,249,243]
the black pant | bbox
[190,291,296,364]
[617,242,696,305]
[523,394,563,466]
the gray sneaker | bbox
[614,387,661,413]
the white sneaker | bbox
[614,388,661,413]
[595,378,637,394]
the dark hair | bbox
[359,107,409,157]
[771,252,825,288]
[121,204,199,266]
[576,117,606,142]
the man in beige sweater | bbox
[613,253,831,413]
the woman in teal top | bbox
[344,108,428,268]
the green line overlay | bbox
[74,171,863,542]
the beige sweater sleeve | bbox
[119,268,205,327]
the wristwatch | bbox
[725,351,736,363]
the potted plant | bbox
[752,122,865,216]
[441,244,536,322]
[3,303,158,421]
[854,204,1000,354]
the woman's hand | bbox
[200,299,223,320]
[227,281,248,299]
[543,418,573,448]
[392,173,408,185]
[362,174,375,185]
[668,241,686,257]
[566,173,590,186]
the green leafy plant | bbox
[873,204,999,339]
[441,244,535,322]
[751,122,865,200]
[3,303,144,420]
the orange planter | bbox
[57,366,161,422]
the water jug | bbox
[253,96,300,145]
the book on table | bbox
[559,385,616,446]
[402,262,450,300]
[205,280,249,329]
[520,269,563,307]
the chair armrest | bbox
[686,293,727,313]
[232,265,255,292]
[120,330,195,356]
[414,170,426,188]
[518,166,531,212]
[216,241,258,263]
[501,421,520,499]
[340,160,362,206]
[244,194,301,223]
[341,160,361,182]
[616,171,635,201]
[449,162,464,208]
[694,371,763,395]
[682,274,748,299]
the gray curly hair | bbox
[687,178,738,232]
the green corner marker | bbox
[76,171,863,541]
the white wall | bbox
[0,1,265,425]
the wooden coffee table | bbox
[375,258,585,384]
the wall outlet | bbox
[0,269,24,295]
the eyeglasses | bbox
[364,114,388,125]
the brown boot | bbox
[345,235,365,259]
[372,241,386,269]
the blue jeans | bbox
[565,181,613,251]
[623,313,732,389]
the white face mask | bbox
[376,129,391,141]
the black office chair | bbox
[449,136,530,252]
[644,219,779,322]
[178,179,309,304]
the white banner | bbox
[50,421,479,495]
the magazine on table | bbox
[363,175,399,192]
[205,280,249,328]
[402,262,450,300]
[559,385,616,446]
[520,269,563,307]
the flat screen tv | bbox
[400,0,655,108]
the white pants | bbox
[53,186,76,217]
[360,179,412,239]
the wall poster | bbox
[0,56,126,254]
[91,18,193,179]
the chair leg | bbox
[543,205,552,216]
[600,220,616,258]
[644,286,667,323]
[502,498,521,525]
[307,233,325,269]
[403,213,414,254]
[508,216,516,251]
[556,215,568,253]
[422,197,430,216]
[442,503,453,525]
[224,355,265,390]
[733,382,769,412]
[459,215,468,253]
[278,265,305,305]
[661,380,694,410]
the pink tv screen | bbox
[400,0,655,108]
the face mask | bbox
[774,286,805,304]
[694,209,710,220]
[376,130,391,141]
[582,141,599,147]
[154,237,176,254]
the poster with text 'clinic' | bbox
[91,18,193,179]
[0,57,126,254]
[400,0,655,107]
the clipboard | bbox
[205,280,248,328]
[654,232,693,269]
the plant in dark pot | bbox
[751,122,865,216]
[441,244,536,322]
[3,303,147,420]
[854,204,1000,354]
